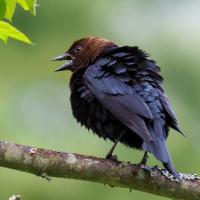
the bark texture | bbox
[0,140,199,200]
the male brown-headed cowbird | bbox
[52,37,183,179]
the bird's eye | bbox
[74,46,82,53]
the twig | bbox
[0,140,200,200]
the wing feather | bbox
[84,61,154,142]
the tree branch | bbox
[0,140,199,200]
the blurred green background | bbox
[1,0,200,199]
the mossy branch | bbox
[0,140,199,200]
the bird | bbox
[52,36,183,180]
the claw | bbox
[106,154,119,162]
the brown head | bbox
[52,37,117,72]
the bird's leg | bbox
[139,151,149,165]
[106,131,124,161]
[106,143,118,161]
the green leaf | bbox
[0,0,6,19]
[17,0,36,15]
[4,0,17,21]
[24,0,36,15]
[0,21,32,44]
[0,32,8,43]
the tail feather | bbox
[142,119,180,180]
[163,161,180,180]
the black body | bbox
[69,46,181,179]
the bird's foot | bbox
[106,154,118,162]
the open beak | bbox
[52,52,73,72]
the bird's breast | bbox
[69,70,143,148]
[70,69,123,140]
[70,79,116,140]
